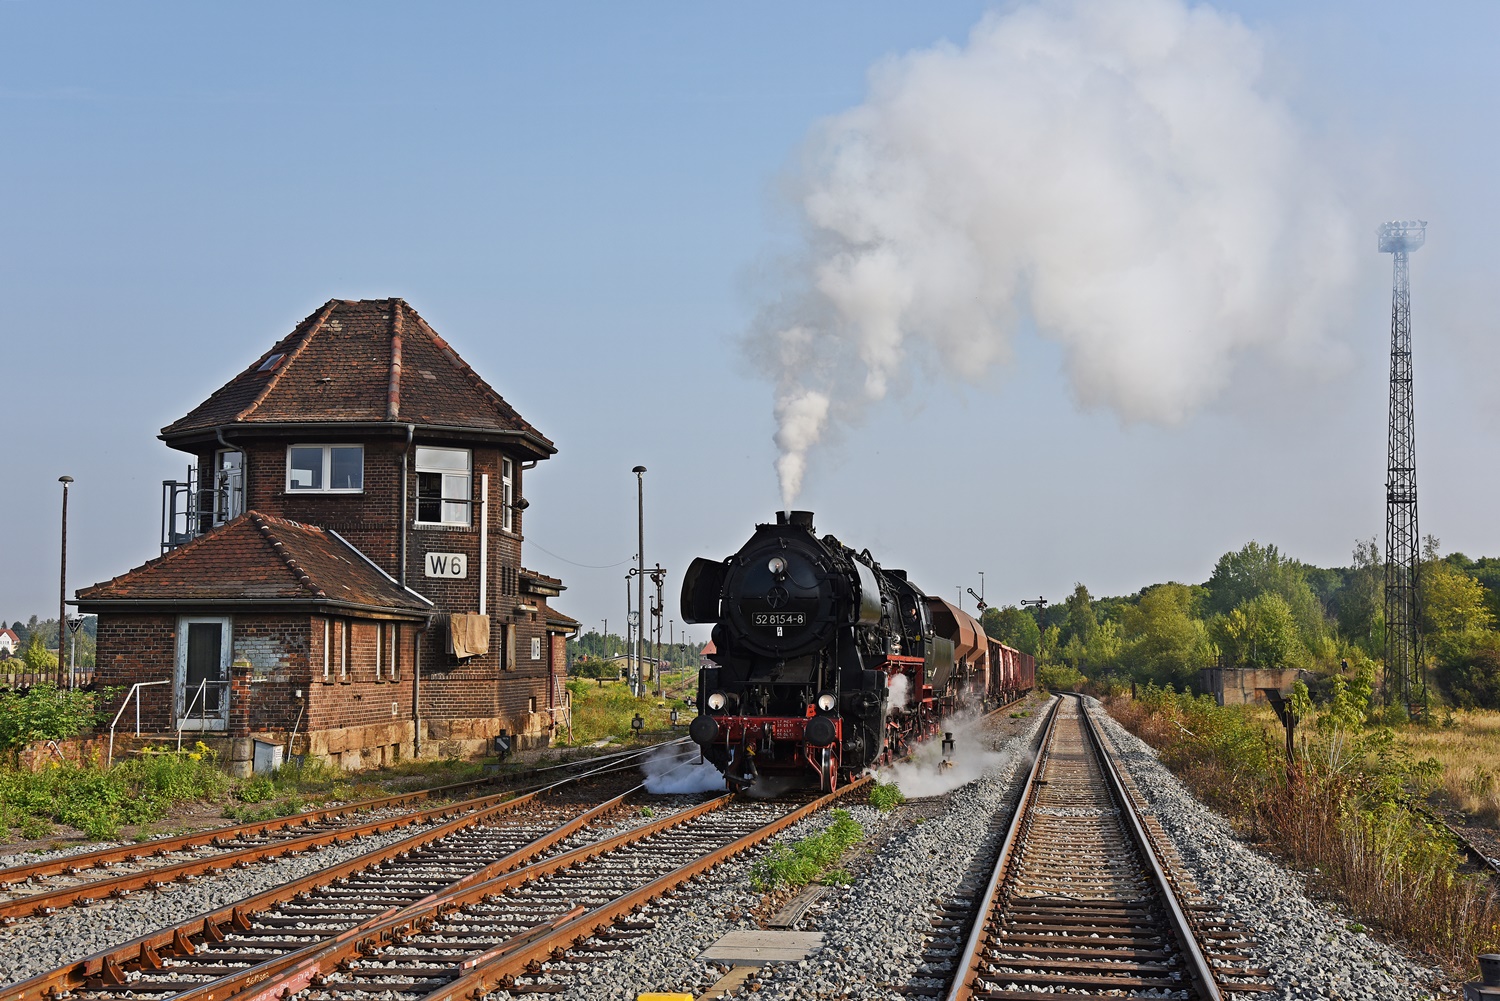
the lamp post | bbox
[632,465,646,698]
[57,476,73,689]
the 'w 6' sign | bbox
[425,552,468,578]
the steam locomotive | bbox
[680,511,1034,794]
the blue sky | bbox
[3,1,1497,642]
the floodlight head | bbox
[1377,220,1426,254]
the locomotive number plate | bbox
[770,719,804,740]
[753,612,806,627]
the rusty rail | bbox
[228,777,871,1001]
[0,777,625,1001]
[0,775,499,889]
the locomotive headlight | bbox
[707,691,728,711]
[767,556,787,576]
[815,691,837,713]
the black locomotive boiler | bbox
[680,511,1033,794]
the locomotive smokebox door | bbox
[681,557,727,624]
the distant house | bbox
[0,628,17,659]
[78,298,579,774]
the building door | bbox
[176,616,230,730]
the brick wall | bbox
[95,614,177,733]
[162,432,558,756]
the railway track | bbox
[938,694,1272,999]
[0,741,680,924]
[2,770,864,1001]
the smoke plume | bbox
[754,0,1357,505]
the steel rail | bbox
[944,694,1063,1001]
[0,776,502,888]
[0,771,634,1001]
[251,777,873,1001]
[0,739,672,923]
[176,790,745,1001]
[1078,695,1222,1001]
[945,694,1224,1001]
[146,784,649,1001]
[0,736,688,895]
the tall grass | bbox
[1109,686,1500,970]
[0,748,228,840]
[563,680,692,745]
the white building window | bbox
[530,636,542,660]
[287,445,363,493]
[389,624,400,681]
[415,447,471,525]
[321,618,331,681]
[341,620,351,680]
[375,624,385,681]
[502,458,514,532]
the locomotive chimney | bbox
[790,510,815,529]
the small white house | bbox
[0,628,18,658]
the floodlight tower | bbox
[1377,220,1426,714]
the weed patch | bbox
[0,745,228,840]
[869,782,905,812]
[749,810,864,891]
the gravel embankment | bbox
[520,706,1049,1001]
[509,695,1453,1001]
[1085,696,1449,1001]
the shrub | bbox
[1108,684,1500,970]
[0,746,228,840]
[1036,663,1085,693]
[0,684,103,754]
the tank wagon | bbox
[680,511,1034,793]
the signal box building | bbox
[77,299,578,773]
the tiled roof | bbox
[77,512,432,615]
[533,600,580,631]
[160,299,553,454]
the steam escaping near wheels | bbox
[874,709,1018,799]
[640,744,727,795]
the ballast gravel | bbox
[0,801,691,989]
[1085,696,1448,1001]
[506,696,1451,1001]
[0,824,427,987]
[510,709,1046,1001]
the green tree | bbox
[1121,583,1211,688]
[1205,542,1327,649]
[1060,583,1097,648]
[1036,624,1062,666]
[1083,618,1124,669]
[1333,538,1383,649]
[20,631,57,673]
[980,605,1040,655]
[1210,592,1305,669]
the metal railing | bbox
[177,678,230,749]
[106,680,171,766]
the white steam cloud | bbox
[874,708,1015,799]
[640,742,727,794]
[754,0,1357,505]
